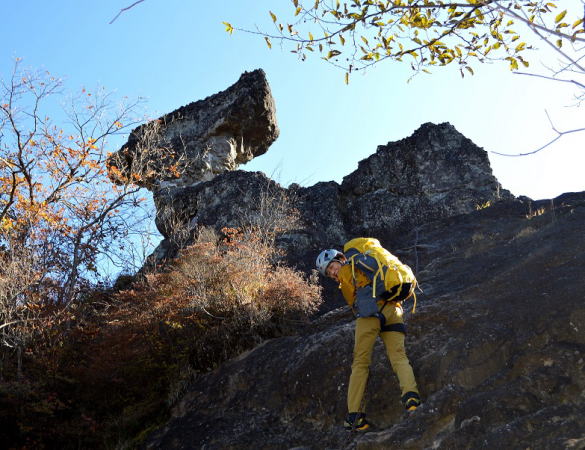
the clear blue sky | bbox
[2,0,584,202]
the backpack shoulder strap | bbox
[345,249,385,299]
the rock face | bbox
[149,122,511,309]
[115,77,583,448]
[150,121,510,249]
[146,191,585,449]
[107,69,279,190]
[339,122,507,238]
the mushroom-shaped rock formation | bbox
[107,69,279,191]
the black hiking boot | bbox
[402,391,421,412]
[344,412,370,432]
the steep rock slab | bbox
[355,192,585,449]
[145,192,585,449]
[107,69,279,190]
[145,312,357,449]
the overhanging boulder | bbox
[107,69,279,190]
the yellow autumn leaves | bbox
[223,1,585,82]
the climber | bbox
[316,238,421,432]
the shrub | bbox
[110,226,322,370]
[0,226,322,448]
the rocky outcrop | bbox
[339,122,509,239]
[105,69,509,279]
[106,70,508,272]
[119,75,584,448]
[149,123,511,304]
[145,191,585,449]
[107,69,279,190]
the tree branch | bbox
[491,112,585,157]
[0,317,44,332]
[109,0,146,25]
[491,1,585,72]
[492,2,585,45]
[513,71,585,90]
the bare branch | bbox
[491,115,585,157]
[513,71,585,90]
[0,317,43,332]
[109,0,146,25]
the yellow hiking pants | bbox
[347,303,418,413]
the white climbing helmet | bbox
[316,249,343,276]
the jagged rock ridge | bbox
[150,122,512,285]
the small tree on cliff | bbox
[0,59,169,374]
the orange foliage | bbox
[0,226,321,448]
[0,60,147,306]
[0,60,322,449]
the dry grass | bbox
[526,207,546,220]
[513,226,537,240]
[471,232,486,243]
[475,200,492,211]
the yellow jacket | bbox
[338,263,376,307]
[338,261,413,312]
